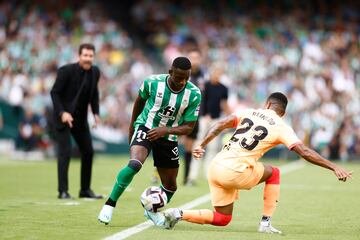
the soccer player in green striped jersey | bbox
[98,57,202,225]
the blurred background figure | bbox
[15,107,42,152]
[50,43,102,200]
[187,63,230,186]
[0,108,3,130]
[182,49,206,185]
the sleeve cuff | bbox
[232,114,239,128]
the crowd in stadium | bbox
[0,1,147,145]
[0,1,359,160]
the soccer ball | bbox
[140,186,168,212]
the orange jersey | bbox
[213,108,302,171]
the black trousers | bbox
[55,122,94,193]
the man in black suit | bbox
[51,43,102,199]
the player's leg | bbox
[183,136,194,185]
[202,119,219,179]
[98,145,148,224]
[183,120,198,185]
[163,203,234,229]
[188,117,208,185]
[163,162,234,229]
[55,127,72,198]
[257,164,282,234]
[107,144,150,205]
[144,167,178,226]
[151,162,178,226]
[70,124,99,197]
[157,167,178,202]
[181,203,233,223]
[144,139,179,226]
[98,126,151,224]
[152,138,180,202]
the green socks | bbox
[160,184,176,203]
[107,160,142,206]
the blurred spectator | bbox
[182,49,206,185]
[188,63,230,185]
[0,107,3,130]
[15,107,42,151]
[0,1,152,145]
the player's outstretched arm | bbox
[193,114,237,159]
[292,143,353,182]
[128,95,146,143]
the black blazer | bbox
[50,63,100,129]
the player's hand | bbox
[193,146,205,159]
[61,112,73,128]
[147,127,167,141]
[92,114,101,129]
[333,166,353,182]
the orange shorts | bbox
[208,161,264,207]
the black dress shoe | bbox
[79,189,103,199]
[58,191,72,199]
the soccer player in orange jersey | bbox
[161,92,352,233]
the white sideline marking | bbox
[103,160,305,240]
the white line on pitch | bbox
[103,160,305,240]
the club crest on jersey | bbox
[158,106,176,120]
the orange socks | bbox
[182,209,232,226]
[263,167,280,217]
[182,209,214,224]
[263,184,280,216]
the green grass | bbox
[0,155,359,240]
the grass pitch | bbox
[0,155,359,240]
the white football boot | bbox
[163,208,182,229]
[144,210,166,227]
[258,220,282,234]
[98,205,114,225]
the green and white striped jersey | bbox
[134,74,202,141]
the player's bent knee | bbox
[266,167,280,184]
[128,159,143,172]
[212,211,232,226]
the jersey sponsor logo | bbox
[157,92,163,98]
[158,106,176,120]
